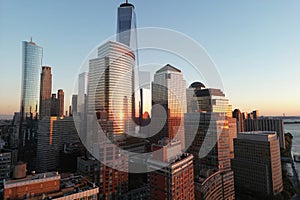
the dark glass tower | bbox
[20,38,43,119]
[117,1,137,49]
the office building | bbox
[232,108,245,133]
[20,38,43,119]
[194,170,235,200]
[231,131,283,198]
[72,94,78,114]
[36,116,80,172]
[87,41,135,140]
[57,89,64,117]
[117,0,137,49]
[4,172,98,200]
[78,72,88,115]
[148,140,194,200]
[151,64,187,148]
[186,82,232,117]
[244,117,285,148]
[0,150,11,186]
[39,66,52,119]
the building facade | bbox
[57,89,64,117]
[148,152,194,200]
[244,117,285,148]
[117,1,137,49]
[39,66,52,119]
[231,131,283,198]
[36,117,80,172]
[151,64,187,148]
[4,172,98,200]
[20,38,43,119]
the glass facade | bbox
[117,3,137,50]
[20,40,43,119]
[151,64,187,148]
[87,41,135,139]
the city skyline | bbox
[0,1,299,199]
[1,0,300,117]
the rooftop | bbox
[237,131,278,142]
[156,64,182,74]
[5,172,60,188]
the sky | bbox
[0,0,300,117]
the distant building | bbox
[20,38,43,120]
[72,94,78,114]
[36,117,80,172]
[57,89,64,117]
[231,131,283,198]
[39,66,52,119]
[78,72,88,115]
[244,117,285,148]
[3,172,98,200]
[232,108,245,133]
[51,93,58,116]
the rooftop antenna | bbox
[30,36,33,42]
[126,0,128,3]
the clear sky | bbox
[0,0,300,117]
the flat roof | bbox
[237,131,278,142]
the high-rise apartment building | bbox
[231,131,283,198]
[57,89,64,117]
[244,117,285,148]
[20,38,43,119]
[39,66,52,119]
[151,64,187,148]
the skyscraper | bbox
[72,94,78,114]
[117,0,137,49]
[231,131,283,198]
[87,41,135,139]
[151,64,187,148]
[39,66,52,119]
[78,72,88,115]
[20,38,43,119]
[57,89,64,117]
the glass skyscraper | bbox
[151,64,187,149]
[117,1,137,50]
[20,39,43,119]
[87,41,135,140]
